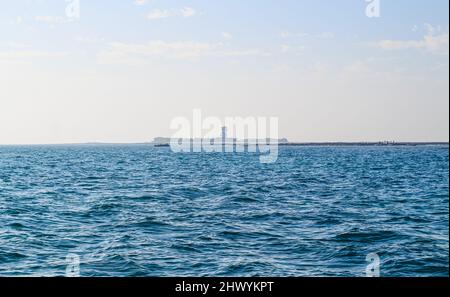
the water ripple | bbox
[0,144,448,276]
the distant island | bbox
[150,137,448,147]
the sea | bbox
[0,144,448,276]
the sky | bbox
[0,0,448,144]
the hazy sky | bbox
[0,0,448,144]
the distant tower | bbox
[221,126,227,144]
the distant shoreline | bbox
[278,142,450,146]
[1,142,448,147]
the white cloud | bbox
[373,24,449,55]
[180,7,196,18]
[75,36,105,43]
[147,9,171,20]
[35,16,67,24]
[4,42,29,49]
[424,23,442,35]
[317,32,334,39]
[0,50,68,63]
[147,7,197,20]
[222,32,233,40]
[281,44,305,55]
[97,40,269,65]
[281,31,333,39]
[281,32,308,38]
[133,0,148,6]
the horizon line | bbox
[0,141,449,146]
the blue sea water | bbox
[0,145,448,277]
